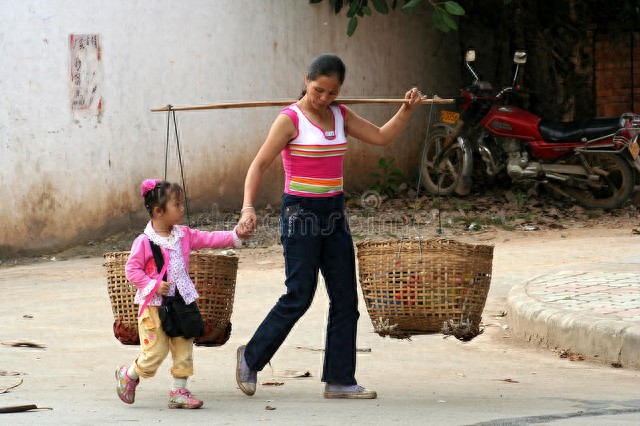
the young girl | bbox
[116,179,245,408]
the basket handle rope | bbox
[394,97,439,263]
[395,237,424,263]
[396,95,441,261]
[137,249,170,318]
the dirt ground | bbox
[4,188,638,268]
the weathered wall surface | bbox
[594,31,639,117]
[0,1,461,257]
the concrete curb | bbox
[506,276,640,370]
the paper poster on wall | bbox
[69,34,102,112]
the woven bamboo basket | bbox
[104,251,238,346]
[356,238,493,340]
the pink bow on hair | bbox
[141,179,162,197]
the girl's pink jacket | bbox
[125,225,238,305]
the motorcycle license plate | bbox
[440,110,460,124]
[629,139,639,160]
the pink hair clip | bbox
[141,179,162,197]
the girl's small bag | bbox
[146,240,205,339]
[159,293,205,338]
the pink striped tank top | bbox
[280,103,347,197]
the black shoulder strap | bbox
[148,238,167,282]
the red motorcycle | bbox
[421,49,640,209]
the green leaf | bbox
[443,1,465,16]
[387,158,396,166]
[433,8,451,32]
[402,0,423,14]
[441,10,458,30]
[347,16,358,36]
[362,5,372,16]
[347,0,360,16]
[378,157,388,168]
[368,172,382,179]
[371,0,389,14]
[391,167,403,175]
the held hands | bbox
[403,87,427,111]
[236,207,257,240]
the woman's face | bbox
[304,74,342,110]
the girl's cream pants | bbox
[133,306,194,379]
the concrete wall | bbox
[0,0,461,257]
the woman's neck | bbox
[298,97,332,124]
[299,96,325,113]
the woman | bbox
[236,53,424,399]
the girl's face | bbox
[157,191,184,226]
[304,74,341,111]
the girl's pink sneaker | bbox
[168,388,203,409]
[115,365,139,404]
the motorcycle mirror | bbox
[465,49,476,63]
[513,50,527,64]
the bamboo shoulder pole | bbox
[150,96,455,112]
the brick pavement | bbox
[525,271,640,322]
[506,270,640,369]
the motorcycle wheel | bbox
[562,152,634,209]
[419,128,466,196]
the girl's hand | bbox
[403,87,426,111]
[158,281,171,296]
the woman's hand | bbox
[158,280,171,296]
[236,208,257,239]
[402,87,426,111]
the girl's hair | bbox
[143,181,184,217]
[299,53,346,99]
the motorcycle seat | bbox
[538,117,621,143]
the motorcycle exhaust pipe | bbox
[544,173,569,182]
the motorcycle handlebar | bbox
[495,86,514,99]
[468,85,527,103]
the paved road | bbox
[1,229,639,425]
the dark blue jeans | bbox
[244,193,359,385]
